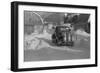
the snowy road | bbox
[24,29,90,62]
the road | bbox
[24,37,90,62]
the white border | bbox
[18,5,95,68]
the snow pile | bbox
[75,29,90,37]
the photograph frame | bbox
[11,1,98,72]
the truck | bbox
[52,24,74,46]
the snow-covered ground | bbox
[24,28,90,51]
[24,28,90,61]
